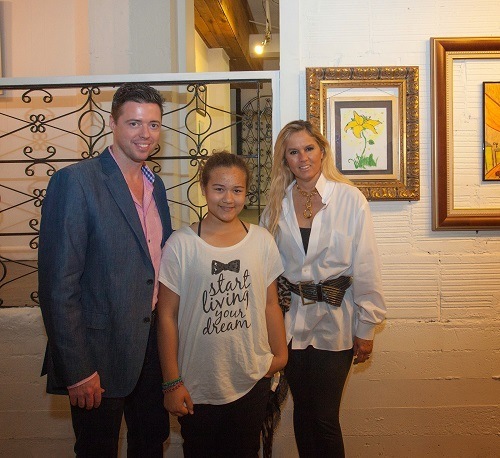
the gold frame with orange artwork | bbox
[431,37,500,230]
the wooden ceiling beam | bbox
[194,0,262,72]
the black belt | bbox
[279,275,352,309]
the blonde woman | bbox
[261,120,386,457]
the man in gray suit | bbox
[38,83,172,457]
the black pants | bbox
[285,346,353,458]
[70,317,169,458]
[178,377,271,458]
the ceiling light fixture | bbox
[254,0,272,55]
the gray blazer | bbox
[38,148,172,397]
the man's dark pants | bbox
[70,315,169,457]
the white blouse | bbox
[262,174,386,351]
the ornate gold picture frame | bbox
[431,37,500,230]
[306,66,419,201]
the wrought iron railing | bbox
[0,72,279,307]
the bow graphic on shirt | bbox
[212,260,240,275]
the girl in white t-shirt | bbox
[157,151,287,457]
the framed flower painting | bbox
[306,66,420,201]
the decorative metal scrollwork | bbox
[0,80,273,307]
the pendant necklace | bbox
[296,183,318,219]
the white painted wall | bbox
[194,33,232,154]
[276,0,500,456]
[0,0,499,457]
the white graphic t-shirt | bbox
[159,224,284,405]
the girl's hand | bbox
[265,280,288,377]
[266,354,287,377]
[163,385,194,417]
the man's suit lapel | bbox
[99,148,151,259]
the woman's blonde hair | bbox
[263,120,352,236]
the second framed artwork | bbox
[431,37,500,230]
[306,66,419,201]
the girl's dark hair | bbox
[111,83,164,120]
[199,151,251,189]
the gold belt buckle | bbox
[298,281,315,306]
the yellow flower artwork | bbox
[344,111,383,169]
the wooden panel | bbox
[194,0,262,71]
[194,8,220,49]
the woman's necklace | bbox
[295,183,318,219]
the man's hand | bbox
[68,373,105,410]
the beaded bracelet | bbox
[161,376,182,391]
[163,381,184,394]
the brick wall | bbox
[275,0,500,455]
